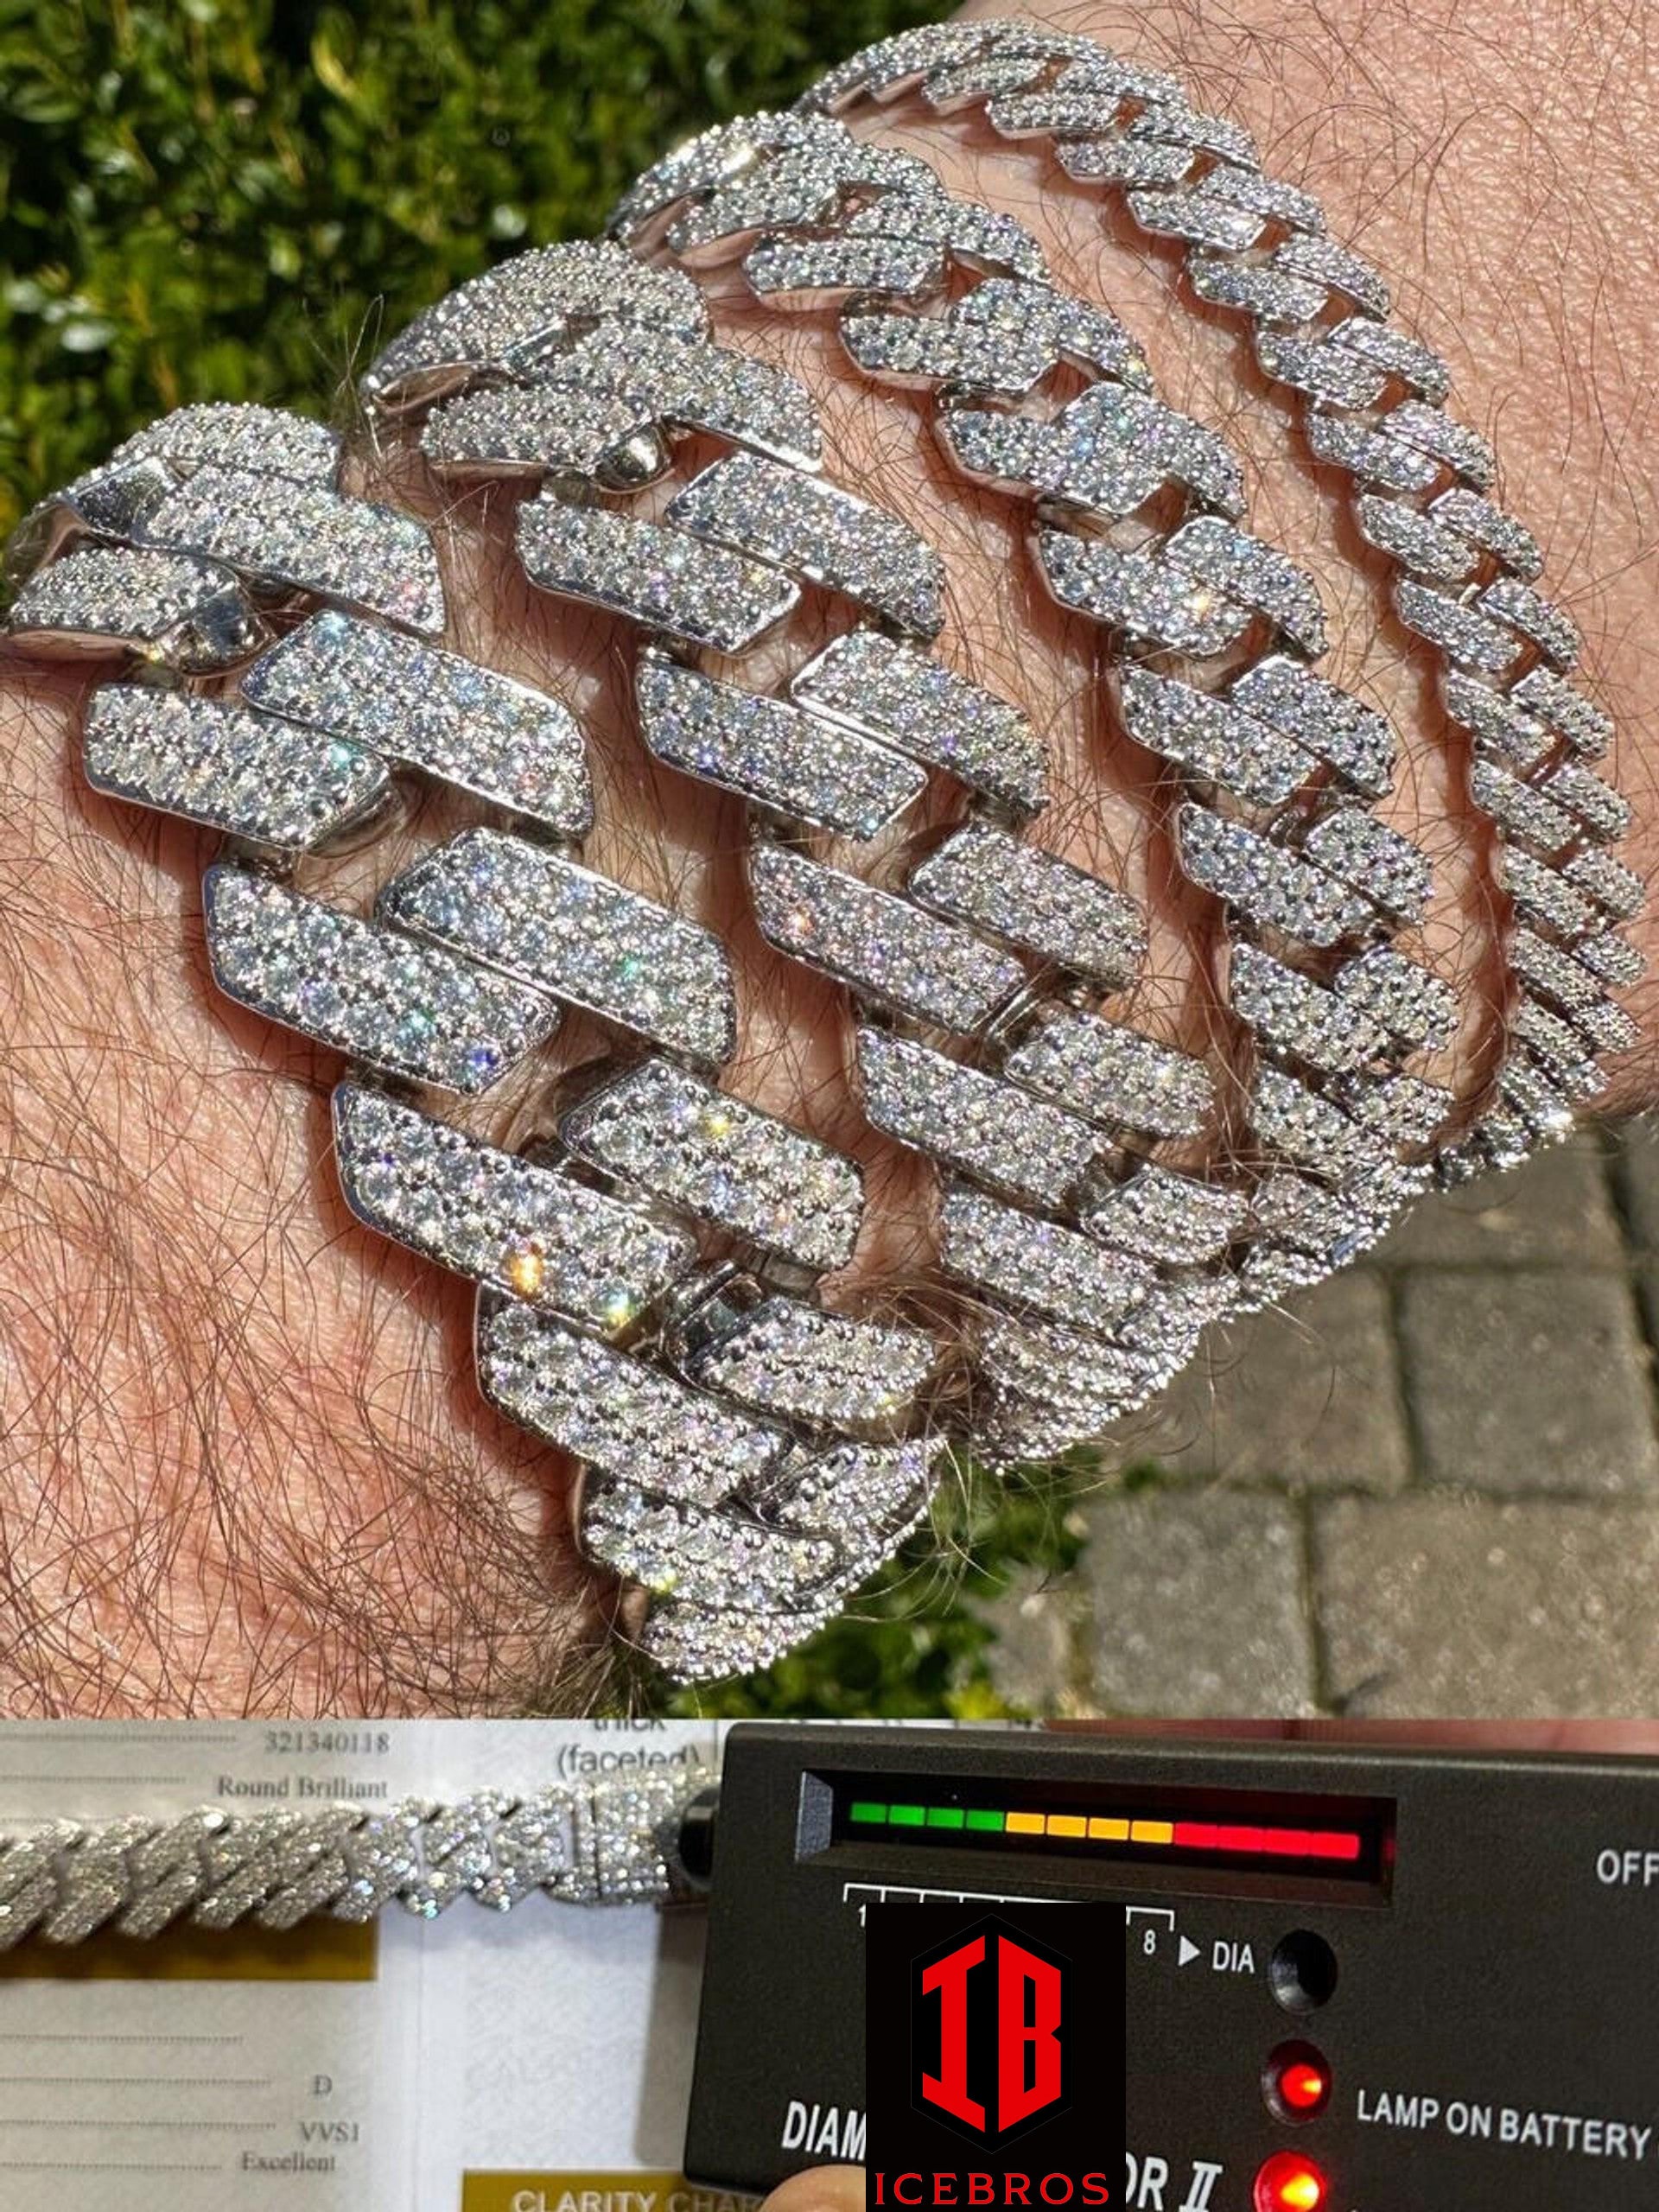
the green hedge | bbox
[0,0,949,533]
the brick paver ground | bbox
[984,1117,1659,1718]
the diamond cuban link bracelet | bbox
[797,16,1645,1184]
[404,136,1332,1479]
[5,230,1291,1676]
[2,308,962,1684]
[367,129,1457,1504]
[10,241,1097,1679]
[0,1769,700,1949]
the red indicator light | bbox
[1264,2040,1333,2121]
[1280,2061,1330,2113]
[1254,2153,1329,2212]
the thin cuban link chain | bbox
[796,17,1644,1186]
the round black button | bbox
[1269,1930,1338,2013]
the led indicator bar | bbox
[845,1802,1364,1866]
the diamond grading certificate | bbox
[0,1721,736,2212]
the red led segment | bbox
[1172,1821,1362,1863]
[1254,2152,1329,2212]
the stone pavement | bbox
[983,1116,1659,1719]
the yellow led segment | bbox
[1045,1815,1087,1839]
[1088,1817,1130,1841]
[1006,1811,1047,1836]
[1131,1821,1175,1846]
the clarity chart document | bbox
[0,1720,728,2212]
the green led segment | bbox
[845,1802,1008,1832]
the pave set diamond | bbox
[749,840,1027,1033]
[906,822,1146,985]
[377,826,739,1066]
[664,451,946,638]
[1001,1004,1216,1139]
[242,610,594,835]
[855,1027,1106,1213]
[425,328,822,478]
[333,1083,698,1329]
[635,649,925,839]
[136,465,448,635]
[943,380,1245,517]
[682,1296,939,1434]
[83,685,390,854]
[938,1181,1153,1332]
[517,499,800,652]
[478,1298,790,1510]
[788,629,1048,816]
[422,381,657,481]
[842,278,1146,397]
[6,544,267,668]
[560,1056,864,1274]
[578,1480,844,1613]
[204,865,561,1094]
[361,238,710,410]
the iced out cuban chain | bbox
[352,124,1468,1480]
[6,239,1155,1681]
[0,1770,699,1949]
[607,109,1465,1436]
[797,16,1645,1184]
[1,219,1344,1679]
[0,283,964,1685]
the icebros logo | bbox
[867,1902,1123,2204]
[914,1916,1070,2148]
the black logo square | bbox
[867,1902,1125,2190]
